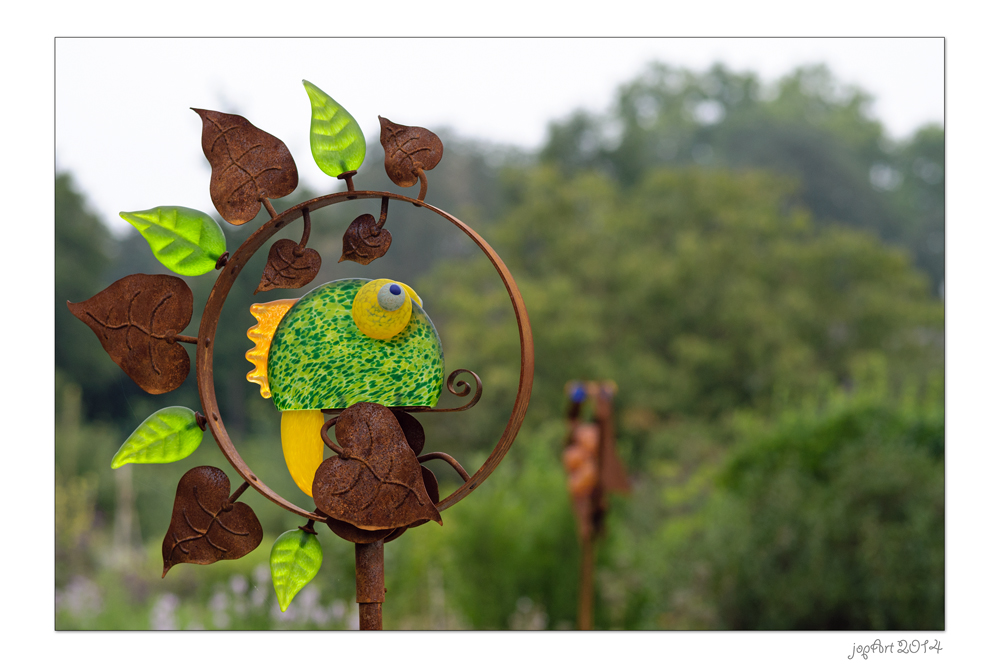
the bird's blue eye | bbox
[377,282,407,311]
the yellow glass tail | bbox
[280,410,326,497]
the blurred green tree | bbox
[683,385,944,629]
[540,63,944,292]
[55,173,123,420]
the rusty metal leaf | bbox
[339,213,392,265]
[420,465,439,504]
[384,465,439,543]
[67,274,193,394]
[378,117,443,188]
[161,466,263,577]
[312,402,442,531]
[255,239,322,294]
[323,514,394,545]
[194,108,298,225]
[391,409,425,456]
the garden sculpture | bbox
[67,81,534,630]
[563,381,629,629]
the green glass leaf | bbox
[303,80,366,176]
[111,406,203,469]
[120,206,226,276]
[270,528,323,612]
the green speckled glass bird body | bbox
[269,279,443,410]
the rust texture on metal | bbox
[256,200,321,294]
[340,212,392,265]
[169,333,199,345]
[193,108,298,225]
[379,116,444,193]
[384,464,441,543]
[195,190,533,522]
[358,603,382,630]
[161,466,263,578]
[255,239,322,293]
[415,169,429,202]
[318,407,443,545]
[68,273,194,395]
[311,402,442,532]
[355,540,385,630]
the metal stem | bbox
[416,168,428,203]
[417,452,471,482]
[229,481,251,504]
[355,540,385,630]
[260,196,278,219]
[376,196,389,229]
[299,208,312,248]
[338,171,358,199]
[578,531,594,630]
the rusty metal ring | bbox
[195,190,534,520]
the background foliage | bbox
[55,62,943,630]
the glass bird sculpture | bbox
[246,278,444,496]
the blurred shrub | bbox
[648,379,943,630]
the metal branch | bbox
[228,481,251,504]
[377,196,389,229]
[299,208,312,248]
[321,416,345,456]
[416,168,428,204]
[418,452,471,482]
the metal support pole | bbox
[355,540,385,630]
[578,531,594,630]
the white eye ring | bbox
[377,282,406,311]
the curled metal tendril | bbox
[320,369,482,419]
[409,369,482,413]
[321,416,344,457]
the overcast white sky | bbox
[56,37,943,234]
